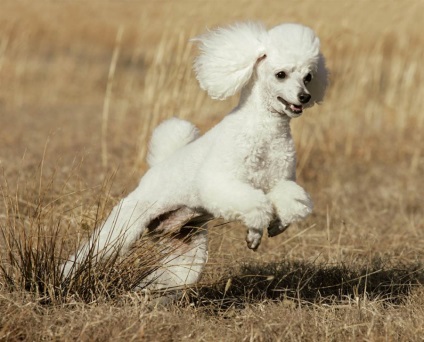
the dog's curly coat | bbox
[62,22,328,290]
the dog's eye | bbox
[275,71,286,80]
[303,73,312,84]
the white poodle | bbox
[62,21,328,291]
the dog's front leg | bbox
[267,179,313,237]
[199,178,273,250]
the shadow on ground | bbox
[189,259,424,311]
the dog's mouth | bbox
[277,97,303,117]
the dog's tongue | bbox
[290,104,303,113]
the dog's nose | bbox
[298,93,311,104]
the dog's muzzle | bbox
[277,96,303,115]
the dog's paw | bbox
[278,195,313,226]
[267,218,290,237]
[269,181,313,227]
[246,228,262,250]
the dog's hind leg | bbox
[137,207,211,297]
[60,189,178,278]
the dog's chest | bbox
[243,133,296,192]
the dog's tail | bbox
[147,117,200,167]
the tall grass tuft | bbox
[0,167,208,305]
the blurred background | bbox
[0,0,423,267]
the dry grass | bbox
[1,0,424,340]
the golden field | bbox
[0,1,423,341]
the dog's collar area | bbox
[277,96,303,116]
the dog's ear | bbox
[192,22,267,100]
[308,52,328,105]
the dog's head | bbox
[193,22,328,118]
